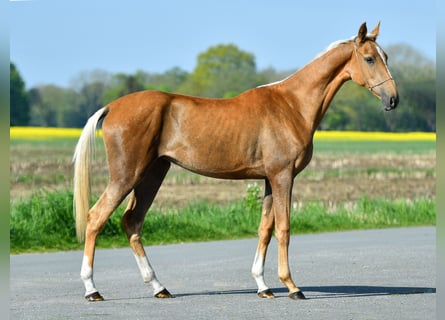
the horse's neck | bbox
[277,42,353,132]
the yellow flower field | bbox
[10,127,100,140]
[313,130,435,141]
[10,127,436,142]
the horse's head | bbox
[349,22,399,111]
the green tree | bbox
[323,82,375,131]
[102,72,145,104]
[75,81,107,126]
[385,44,435,131]
[68,70,111,126]
[257,67,294,86]
[144,67,190,93]
[29,85,80,127]
[180,44,260,97]
[10,63,30,126]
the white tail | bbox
[73,107,108,242]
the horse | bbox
[73,22,398,301]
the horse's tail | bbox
[73,106,109,242]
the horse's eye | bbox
[364,56,374,64]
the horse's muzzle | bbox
[382,93,399,111]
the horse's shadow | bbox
[105,285,435,301]
[174,285,436,299]
[299,285,435,299]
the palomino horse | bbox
[73,22,398,301]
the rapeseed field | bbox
[10,127,436,141]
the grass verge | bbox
[10,187,435,254]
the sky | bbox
[10,0,436,89]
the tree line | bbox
[10,43,435,131]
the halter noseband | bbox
[353,41,394,95]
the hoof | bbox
[289,291,306,300]
[258,289,275,299]
[154,288,174,298]
[85,291,104,302]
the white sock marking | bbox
[80,256,98,296]
[133,254,165,295]
[251,251,269,292]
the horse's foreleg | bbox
[81,184,131,301]
[252,180,275,298]
[270,170,306,300]
[121,159,173,298]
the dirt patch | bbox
[152,173,435,209]
[10,147,436,208]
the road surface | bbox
[10,227,435,319]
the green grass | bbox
[313,140,435,154]
[10,187,435,254]
[11,138,436,154]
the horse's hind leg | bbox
[121,158,173,298]
[252,179,275,298]
[81,183,133,301]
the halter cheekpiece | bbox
[353,40,394,94]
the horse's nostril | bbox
[390,96,398,108]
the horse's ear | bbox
[369,21,380,40]
[357,22,367,44]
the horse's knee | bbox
[275,228,290,244]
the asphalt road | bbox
[10,227,435,320]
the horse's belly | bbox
[161,149,265,180]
